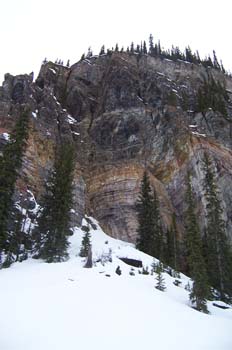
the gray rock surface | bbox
[1,53,232,243]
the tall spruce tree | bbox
[136,171,154,254]
[136,171,163,259]
[165,214,180,270]
[155,261,166,291]
[79,225,91,258]
[185,173,210,313]
[36,142,75,263]
[202,153,232,301]
[151,187,163,260]
[0,110,29,266]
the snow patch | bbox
[49,68,56,74]
[2,132,10,141]
[0,217,231,350]
[191,131,206,137]
[67,115,77,125]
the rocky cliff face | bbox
[1,52,232,243]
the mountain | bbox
[0,51,232,249]
[0,218,231,350]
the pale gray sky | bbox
[0,0,231,83]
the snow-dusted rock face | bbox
[1,53,232,242]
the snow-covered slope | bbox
[0,218,231,350]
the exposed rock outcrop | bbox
[1,52,232,243]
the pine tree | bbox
[185,173,210,313]
[202,153,232,301]
[165,214,180,270]
[143,41,147,54]
[0,110,29,266]
[36,143,75,263]
[151,188,163,259]
[136,171,163,259]
[155,262,166,291]
[149,34,154,54]
[99,45,105,55]
[136,171,154,254]
[79,225,91,257]
[130,42,134,53]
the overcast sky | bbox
[0,0,231,83]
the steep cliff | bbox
[1,52,232,243]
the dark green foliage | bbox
[196,75,229,117]
[173,279,182,287]
[3,208,30,267]
[141,266,149,275]
[164,214,180,270]
[185,173,210,313]
[136,171,163,259]
[80,35,226,74]
[155,262,166,291]
[136,171,154,254]
[202,153,232,302]
[0,110,29,265]
[36,143,75,263]
[80,225,91,257]
[167,90,178,106]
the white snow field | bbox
[0,218,231,350]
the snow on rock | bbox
[49,68,56,74]
[0,217,231,350]
[67,114,77,125]
[2,132,10,141]
[191,131,206,137]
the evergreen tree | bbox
[202,153,232,301]
[143,41,147,54]
[130,42,134,53]
[0,110,29,265]
[80,53,85,61]
[185,173,210,313]
[165,214,180,270]
[136,171,163,259]
[79,225,91,257]
[155,262,166,291]
[86,47,93,58]
[148,34,154,54]
[151,188,163,259]
[136,171,154,254]
[99,45,105,55]
[196,75,228,118]
[36,143,75,263]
